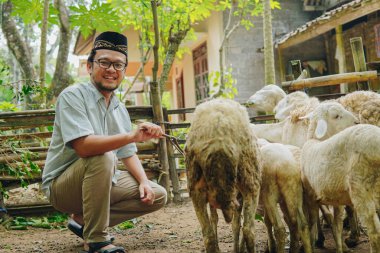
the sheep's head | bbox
[274,91,309,121]
[246,84,285,113]
[302,101,359,140]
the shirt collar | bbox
[86,82,120,110]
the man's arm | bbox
[122,154,155,205]
[71,122,163,158]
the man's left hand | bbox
[139,180,155,205]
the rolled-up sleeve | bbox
[114,106,137,159]
[57,92,94,147]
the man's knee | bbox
[153,185,168,208]
[84,152,115,175]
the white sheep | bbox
[337,90,380,120]
[246,84,286,114]
[186,98,262,253]
[274,91,311,121]
[259,141,312,253]
[301,101,380,253]
[358,98,380,126]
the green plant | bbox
[0,139,42,196]
[0,102,19,112]
[209,68,238,99]
[8,212,68,230]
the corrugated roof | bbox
[277,0,379,48]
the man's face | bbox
[87,49,127,92]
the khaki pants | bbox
[49,152,167,243]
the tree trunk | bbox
[150,0,171,201]
[50,0,72,100]
[158,28,189,96]
[212,0,240,98]
[39,0,49,106]
[1,1,36,89]
[263,0,275,85]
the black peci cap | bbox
[93,31,128,58]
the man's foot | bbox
[87,241,125,253]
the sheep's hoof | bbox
[344,237,359,248]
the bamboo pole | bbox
[335,25,348,93]
[282,71,378,91]
[163,108,181,203]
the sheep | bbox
[358,98,380,126]
[250,96,319,148]
[274,91,311,121]
[259,141,312,253]
[337,90,380,120]
[246,84,286,114]
[250,120,285,144]
[301,101,380,253]
[185,98,262,253]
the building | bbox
[73,1,324,114]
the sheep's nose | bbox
[355,120,360,124]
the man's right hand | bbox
[132,122,163,142]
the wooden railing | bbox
[0,105,274,216]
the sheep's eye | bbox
[334,114,340,119]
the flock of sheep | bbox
[184,85,380,253]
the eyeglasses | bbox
[93,60,127,71]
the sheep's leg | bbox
[316,205,333,248]
[263,213,276,253]
[263,195,286,253]
[353,199,380,253]
[307,202,320,251]
[191,190,220,253]
[242,191,259,253]
[344,205,360,248]
[210,206,219,243]
[316,215,325,248]
[232,198,243,253]
[282,187,312,253]
[332,206,346,253]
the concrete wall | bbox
[171,11,223,109]
[225,0,320,103]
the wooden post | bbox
[281,71,378,91]
[277,47,285,82]
[324,33,332,74]
[350,37,370,90]
[163,109,182,203]
[335,25,348,93]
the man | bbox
[42,31,167,253]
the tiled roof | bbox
[277,0,376,46]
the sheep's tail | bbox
[205,148,238,223]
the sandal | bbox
[67,219,115,242]
[88,241,125,253]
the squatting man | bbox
[42,31,167,253]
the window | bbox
[193,43,209,104]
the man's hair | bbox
[87,49,97,64]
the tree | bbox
[111,0,221,95]
[50,0,73,99]
[1,1,36,93]
[263,0,278,85]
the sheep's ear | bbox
[299,111,313,120]
[315,119,327,139]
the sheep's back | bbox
[187,99,254,161]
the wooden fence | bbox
[0,105,274,216]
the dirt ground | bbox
[0,185,372,253]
